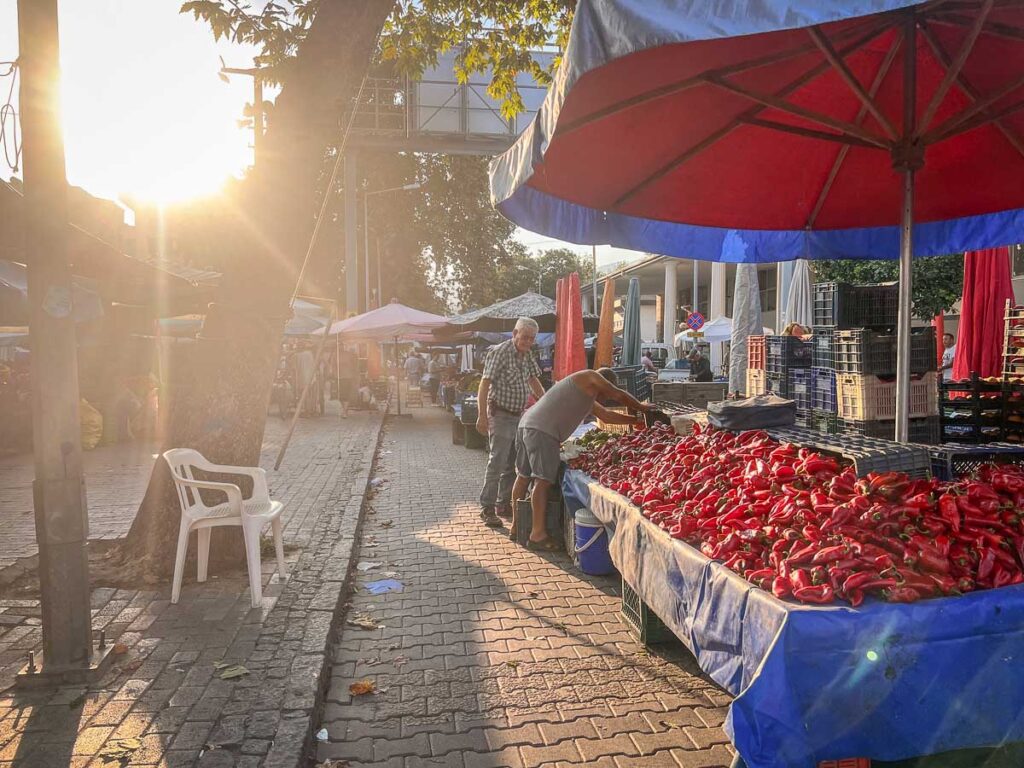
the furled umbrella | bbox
[784,260,814,330]
[490,0,1024,442]
[620,277,641,367]
[595,278,616,368]
[952,246,1014,381]
[562,272,587,377]
[730,264,764,395]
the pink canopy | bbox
[318,300,446,341]
[952,247,1014,381]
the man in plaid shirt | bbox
[476,317,544,528]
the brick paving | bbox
[0,404,384,767]
[317,406,736,768]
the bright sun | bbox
[1,0,259,205]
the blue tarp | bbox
[562,468,1024,768]
[489,0,1024,261]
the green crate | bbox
[620,578,675,646]
[464,426,487,450]
[451,416,465,445]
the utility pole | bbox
[221,66,265,167]
[17,0,109,685]
[592,245,598,311]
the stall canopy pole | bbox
[895,12,918,444]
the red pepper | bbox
[811,544,850,565]
[842,570,881,593]
[885,586,924,603]
[846,588,865,608]
[938,494,960,533]
[793,584,834,604]
[789,569,812,592]
[772,576,792,599]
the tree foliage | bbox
[181,0,575,115]
[812,255,964,320]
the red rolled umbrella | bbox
[952,246,1014,381]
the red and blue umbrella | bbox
[491,0,1024,440]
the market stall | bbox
[562,422,1024,768]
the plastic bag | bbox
[80,398,103,450]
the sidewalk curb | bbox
[263,409,388,768]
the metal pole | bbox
[895,13,918,444]
[253,75,263,168]
[343,154,359,315]
[363,195,370,313]
[537,272,542,295]
[18,0,94,670]
[592,245,598,310]
[375,238,382,309]
[692,259,699,315]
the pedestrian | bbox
[404,352,423,388]
[941,332,957,382]
[640,351,656,372]
[475,317,544,528]
[688,348,713,382]
[335,344,358,418]
[511,369,652,549]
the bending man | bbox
[513,368,651,550]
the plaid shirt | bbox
[482,339,541,413]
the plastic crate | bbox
[811,367,837,412]
[746,369,766,397]
[812,409,841,435]
[766,426,932,479]
[513,499,564,547]
[621,578,675,646]
[833,327,936,375]
[813,282,898,329]
[451,416,465,445]
[789,368,812,411]
[795,409,812,428]
[765,372,791,399]
[928,443,1024,480]
[650,382,727,408]
[596,406,634,435]
[841,416,941,445]
[612,365,651,402]
[766,336,812,374]
[460,398,479,425]
[464,426,487,450]
[836,372,938,421]
[811,327,835,369]
[748,335,766,370]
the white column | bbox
[710,262,727,374]
[663,261,677,350]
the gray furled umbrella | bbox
[621,277,641,367]
[783,260,814,330]
[730,264,763,395]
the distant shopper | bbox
[404,353,424,387]
[941,333,957,382]
[688,349,713,382]
[781,322,808,337]
[512,369,651,549]
[640,352,656,372]
[476,318,544,528]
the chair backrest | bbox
[164,448,210,516]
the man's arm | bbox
[528,376,544,401]
[592,402,642,425]
[587,371,649,411]
[475,378,491,435]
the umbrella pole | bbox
[895,14,918,444]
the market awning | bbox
[0,259,105,325]
[438,291,599,334]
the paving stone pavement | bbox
[317,406,736,768]
[0,404,384,768]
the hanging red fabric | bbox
[951,247,1014,382]
[564,272,587,377]
[554,277,565,381]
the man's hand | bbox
[475,414,489,436]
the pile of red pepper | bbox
[570,422,1024,605]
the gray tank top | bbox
[521,376,595,442]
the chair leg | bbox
[171,521,191,604]
[271,517,287,579]
[197,527,211,583]
[241,521,264,609]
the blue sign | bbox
[686,311,705,331]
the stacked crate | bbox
[765,335,812,425]
[938,374,1004,444]
[746,334,766,396]
[811,282,939,443]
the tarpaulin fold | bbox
[952,247,1014,381]
[563,468,1024,768]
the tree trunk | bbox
[109,0,395,583]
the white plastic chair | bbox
[164,448,286,608]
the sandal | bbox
[526,535,562,552]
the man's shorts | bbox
[516,427,560,484]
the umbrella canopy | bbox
[784,260,815,330]
[952,247,1014,380]
[439,291,599,333]
[491,0,1024,441]
[595,278,616,367]
[621,277,641,367]
[676,315,774,345]
[320,300,445,341]
[0,259,104,325]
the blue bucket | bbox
[575,508,614,576]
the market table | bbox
[562,469,1024,768]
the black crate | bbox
[841,417,941,445]
[621,579,675,646]
[812,409,841,435]
[460,398,479,425]
[765,372,791,398]
[833,328,936,375]
[451,416,465,445]
[766,336,812,374]
[813,282,898,329]
[789,368,812,412]
[612,365,652,402]
[464,426,487,450]
[766,425,932,479]
[928,444,1024,480]
[811,367,836,412]
[513,499,564,546]
[811,327,835,369]
[795,409,812,428]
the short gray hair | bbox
[514,317,539,334]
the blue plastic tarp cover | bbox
[562,469,1024,768]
